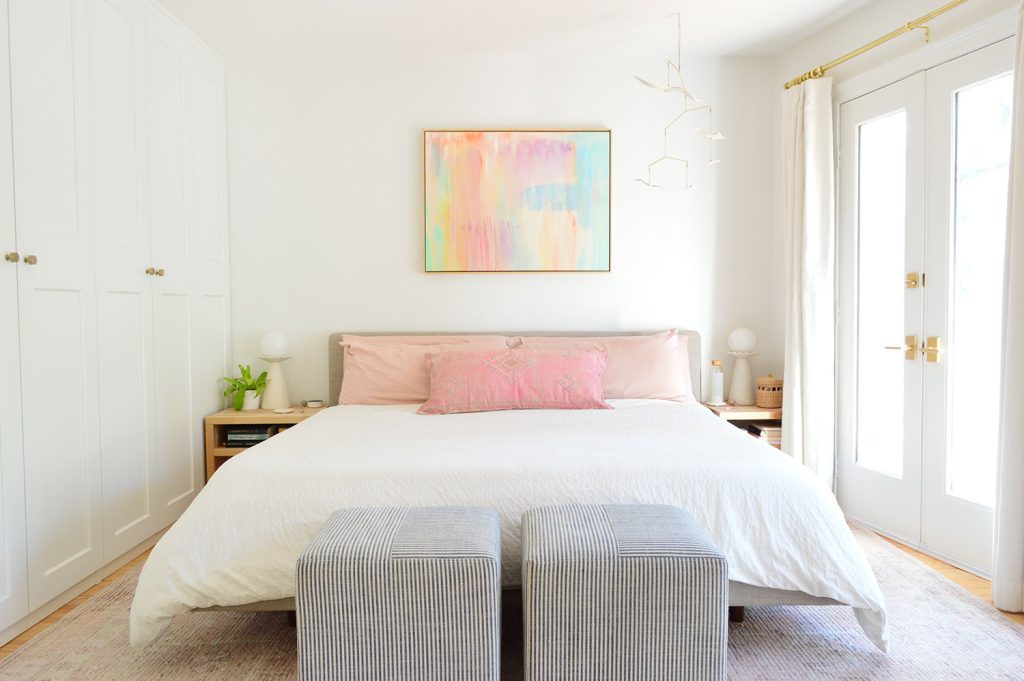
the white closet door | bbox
[9,0,104,608]
[145,7,199,522]
[189,46,231,497]
[0,0,29,629]
[88,0,160,560]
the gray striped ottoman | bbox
[296,507,502,681]
[521,504,728,681]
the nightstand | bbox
[204,406,323,480]
[703,403,783,449]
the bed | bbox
[129,331,888,651]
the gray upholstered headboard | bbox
[328,331,702,406]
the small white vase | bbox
[241,390,261,411]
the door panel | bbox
[9,0,104,608]
[87,0,161,560]
[921,39,1014,574]
[0,0,30,629]
[153,291,196,513]
[838,72,926,543]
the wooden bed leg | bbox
[287,610,296,627]
[729,606,745,623]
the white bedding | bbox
[130,400,888,650]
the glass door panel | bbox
[856,111,908,478]
[946,72,1013,506]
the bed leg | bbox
[287,610,296,627]
[729,606,745,623]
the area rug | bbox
[2,526,1023,680]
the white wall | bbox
[223,34,780,401]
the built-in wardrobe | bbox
[0,0,230,637]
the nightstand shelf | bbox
[204,406,323,480]
[704,403,783,450]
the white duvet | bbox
[130,400,888,650]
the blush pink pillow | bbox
[515,330,693,402]
[418,348,612,415]
[339,337,509,405]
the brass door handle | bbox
[3,251,18,263]
[23,254,37,265]
[145,267,156,275]
[922,336,942,363]
[155,268,165,277]
[884,335,918,360]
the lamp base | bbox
[727,351,758,406]
[260,356,291,410]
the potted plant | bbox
[222,364,268,411]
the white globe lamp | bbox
[259,332,292,410]
[727,327,758,406]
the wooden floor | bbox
[0,536,1020,662]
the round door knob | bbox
[23,254,38,265]
[145,267,156,275]
[3,252,18,263]
[155,268,165,277]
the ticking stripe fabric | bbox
[521,504,728,681]
[296,507,502,681]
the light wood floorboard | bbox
[0,535,1019,662]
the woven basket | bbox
[755,374,783,409]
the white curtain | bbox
[994,5,1024,614]
[781,78,836,489]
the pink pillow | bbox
[418,348,612,415]
[514,330,693,402]
[339,338,509,405]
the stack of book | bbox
[748,421,782,448]
[224,426,271,448]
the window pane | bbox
[856,111,907,478]
[947,72,1013,506]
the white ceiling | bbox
[158,0,873,62]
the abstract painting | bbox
[424,130,611,272]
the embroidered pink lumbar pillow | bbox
[339,337,510,405]
[514,330,694,402]
[418,348,612,415]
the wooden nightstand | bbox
[704,403,783,449]
[204,406,323,480]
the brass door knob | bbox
[145,267,156,275]
[23,254,38,265]
[155,268,165,277]
[3,252,18,263]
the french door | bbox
[838,39,1015,575]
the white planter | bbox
[241,389,261,411]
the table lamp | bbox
[259,332,292,410]
[727,327,758,406]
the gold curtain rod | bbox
[783,0,970,90]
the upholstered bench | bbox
[521,504,728,681]
[296,506,502,681]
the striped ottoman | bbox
[296,507,502,681]
[521,504,728,681]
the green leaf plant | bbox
[221,364,269,410]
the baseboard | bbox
[850,517,991,580]
[0,529,166,647]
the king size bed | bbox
[129,331,888,651]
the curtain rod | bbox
[783,0,970,90]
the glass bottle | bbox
[709,359,726,406]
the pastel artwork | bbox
[424,130,611,272]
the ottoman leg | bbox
[729,606,745,623]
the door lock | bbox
[884,335,919,361]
